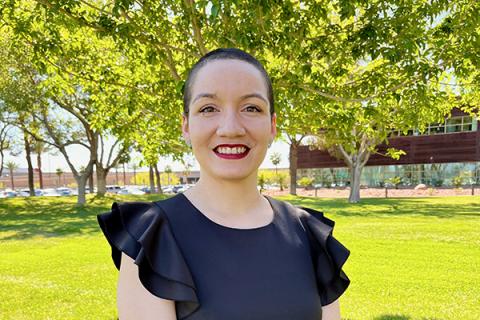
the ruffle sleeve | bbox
[298,206,351,306]
[97,201,199,319]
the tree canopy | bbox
[1,0,478,203]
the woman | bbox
[98,48,350,320]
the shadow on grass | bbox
[372,316,443,320]
[374,315,410,320]
[275,195,480,219]
[2,194,479,241]
[0,194,169,241]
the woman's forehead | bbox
[190,59,268,99]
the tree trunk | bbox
[88,171,94,193]
[348,160,363,203]
[76,175,88,205]
[96,165,108,196]
[24,134,35,196]
[37,152,44,189]
[115,167,119,185]
[0,150,4,178]
[122,163,126,186]
[9,168,14,190]
[289,142,298,195]
[149,165,155,193]
[154,163,163,194]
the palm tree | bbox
[164,165,173,186]
[5,161,18,190]
[56,168,64,187]
[131,163,138,186]
[32,140,52,189]
[270,152,281,174]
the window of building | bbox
[389,116,477,137]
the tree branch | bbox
[183,0,208,55]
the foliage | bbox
[298,176,314,188]
[1,0,478,204]
[275,171,288,191]
[385,176,402,189]
[452,175,464,188]
[257,172,267,192]
[269,151,281,171]
[130,171,179,186]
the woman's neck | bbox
[183,170,268,220]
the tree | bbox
[31,140,51,189]
[117,152,131,187]
[55,168,63,187]
[23,129,35,196]
[3,0,478,204]
[0,116,13,178]
[164,165,173,186]
[154,163,163,194]
[269,152,281,175]
[5,160,18,190]
[131,162,138,186]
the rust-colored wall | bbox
[298,130,480,169]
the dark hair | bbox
[183,48,274,117]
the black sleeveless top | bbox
[97,193,350,319]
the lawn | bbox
[1,194,479,319]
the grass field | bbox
[1,194,479,319]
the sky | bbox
[6,135,291,173]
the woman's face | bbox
[182,59,277,182]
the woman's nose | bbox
[216,110,246,137]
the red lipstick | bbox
[213,144,250,160]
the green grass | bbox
[1,195,479,319]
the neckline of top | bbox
[177,192,278,231]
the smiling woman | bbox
[97,48,350,320]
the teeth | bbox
[216,146,247,154]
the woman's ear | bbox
[181,113,190,141]
[270,112,277,139]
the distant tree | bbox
[0,116,14,178]
[154,163,162,194]
[5,160,18,189]
[270,152,281,175]
[55,168,64,187]
[117,152,131,187]
[31,140,52,189]
[164,165,173,186]
[131,163,138,186]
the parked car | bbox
[106,185,122,194]
[17,189,31,197]
[56,187,73,196]
[173,184,194,193]
[140,186,151,194]
[161,185,174,193]
[117,187,146,195]
[0,190,17,198]
[42,188,62,197]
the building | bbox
[297,108,480,187]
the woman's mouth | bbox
[213,145,250,160]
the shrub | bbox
[298,177,314,189]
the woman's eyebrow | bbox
[192,93,217,104]
[239,93,268,104]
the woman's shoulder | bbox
[97,198,199,318]
[264,196,350,306]
[264,195,334,229]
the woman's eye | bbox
[244,105,261,112]
[199,105,217,113]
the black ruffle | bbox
[298,206,351,306]
[97,201,199,319]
